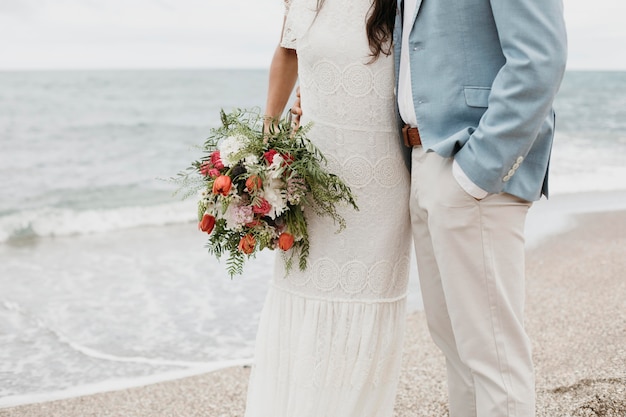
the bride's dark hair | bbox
[316,0,396,60]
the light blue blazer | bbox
[394,0,568,201]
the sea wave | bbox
[0,200,198,243]
[0,358,253,409]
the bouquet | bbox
[175,108,357,277]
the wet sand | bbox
[2,209,625,417]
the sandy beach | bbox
[2,204,625,417]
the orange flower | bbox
[198,213,216,234]
[278,232,295,251]
[245,175,263,193]
[212,175,232,196]
[238,234,256,254]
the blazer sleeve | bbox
[453,0,568,194]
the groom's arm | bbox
[453,0,567,195]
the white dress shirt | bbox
[397,0,489,200]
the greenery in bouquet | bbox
[174,108,357,277]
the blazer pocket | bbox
[464,86,491,108]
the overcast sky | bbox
[0,0,624,71]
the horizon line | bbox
[1,66,625,73]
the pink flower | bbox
[200,161,211,176]
[210,150,224,170]
[208,168,220,178]
[232,204,254,226]
[286,176,306,204]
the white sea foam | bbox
[0,358,253,409]
[0,200,197,243]
[549,167,626,195]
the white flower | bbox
[243,154,259,167]
[218,134,249,167]
[268,154,285,175]
[198,189,217,212]
[263,176,288,219]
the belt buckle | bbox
[402,124,421,147]
[402,125,411,147]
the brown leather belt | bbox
[402,124,422,147]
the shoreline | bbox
[2,192,626,416]
[0,359,254,410]
[524,189,626,249]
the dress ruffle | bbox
[244,285,407,417]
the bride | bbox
[244,0,411,415]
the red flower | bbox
[212,175,232,196]
[282,153,295,166]
[245,219,262,228]
[252,198,271,215]
[200,161,212,176]
[210,151,224,170]
[198,213,216,234]
[264,149,278,164]
[278,232,295,251]
[238,234,256,254]
[208,168,220,178]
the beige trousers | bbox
[410,149,535,417]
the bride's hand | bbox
[289,86,302,131]
[263,116,278,143]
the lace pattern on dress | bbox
[245,0,410,415]
[280,0,297,49]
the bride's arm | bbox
[264,18,298,120]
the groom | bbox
[395,0,567,415]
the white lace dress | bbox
[244,0,412,416]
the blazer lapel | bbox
[410,0,424,30]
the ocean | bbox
[1,69,625,407]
